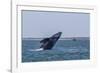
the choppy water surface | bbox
[22,38,90,62]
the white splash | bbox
[29,48,43,51]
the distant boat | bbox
[72,38,77,41]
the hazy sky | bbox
[22,10,90,38]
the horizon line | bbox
[22,36,89,38]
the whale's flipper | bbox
[40,32,62,50]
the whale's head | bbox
[51,32,62,40]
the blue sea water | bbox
[22,38,90,62]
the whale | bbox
[40,32,62,50]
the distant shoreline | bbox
[22,37,89,40]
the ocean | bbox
[22,38,90,62]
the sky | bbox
[22,10,90,38]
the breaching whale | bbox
[40,32,62,50]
